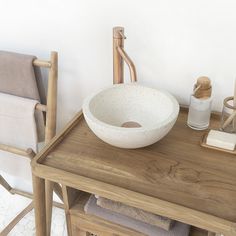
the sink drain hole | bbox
[121,121,142,128]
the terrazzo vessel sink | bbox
[82,84,179,149]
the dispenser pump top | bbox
[194,76,212,99]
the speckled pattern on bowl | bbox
[83,83,179,149]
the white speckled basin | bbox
[82,84,179,149]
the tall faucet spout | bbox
[113,26,137,84]
[117,46,137,83]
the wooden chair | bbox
[0,51,61,236]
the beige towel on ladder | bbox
[0,50,46,141]
[97,197,174,230]
[0,92,41,189]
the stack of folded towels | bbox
[84,195,190,236]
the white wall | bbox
[1,0,236,130]
[0,1,236,189]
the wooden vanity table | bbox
[31,108,236,236]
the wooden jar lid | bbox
[194,76,212,99]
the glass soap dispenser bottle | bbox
[187,77,212,130]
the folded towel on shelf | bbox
[0,50,45,141]
[97,196,174,231]
[84,195,190,236]
[0,93,41,183]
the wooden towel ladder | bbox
[0,51,61,236]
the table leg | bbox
[62,185,81,236]
[32,174,46,236]
[46,180,54,236]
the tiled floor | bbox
[0,186,67,236]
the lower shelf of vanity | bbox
[69,192,208,236]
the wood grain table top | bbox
[36,109,236,223]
